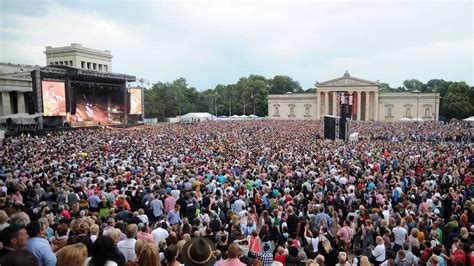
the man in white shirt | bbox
[117,224,138,262]
[137,208,149,225]
[232,196,245,214]
[151,222,169,247]
[392,220,408,253]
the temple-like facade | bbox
[268,71,440,121]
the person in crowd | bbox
[26,221,57,266]
[85,235,125,266]
[118,224,138,262]
[56,243,88,266]
[0,225,29,256]
[0,249,39,266]
[0,120,472,266]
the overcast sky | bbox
[0,0,472,90]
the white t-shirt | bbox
[151,227,169,246]
[84,257,118,266]
[392,226,407,245]
[372,244,386,262]
[117,238,136,262]
[138,214,149,225]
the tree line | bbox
[144,75,473,121]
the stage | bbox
[30,65,141,129]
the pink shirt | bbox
[219,259,246,266]
[164,196,176,213]
[137,231,155,245]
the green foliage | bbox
[403,79,424,92]
[441,82,474,120]
[269,75,303,94]
[144,76,472,121]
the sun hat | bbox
[181,237,217,266]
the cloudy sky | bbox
[0,0,472,90]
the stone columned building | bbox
[268,71,440,121]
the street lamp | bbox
[427,86,437,123]
[411,90,421,122]
[252,88,256,116]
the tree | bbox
[441,82,474,120]
[379,83,395,93]
[269,75,302,94]
[403,79,424,92]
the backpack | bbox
[420,248,432,262]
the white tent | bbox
[249,114,258,118]
[0,113,41,124]
[411,117,424,122]
[463,116,474,122]
[399,117,411,121]
[179,112,214,123]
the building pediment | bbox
[316,71,380,88]
[0,72,33,81]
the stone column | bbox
[324,91,329,116]
[17,92,25,113]
[365,91,370,121]
[374,92,379,121]
[332,92,337,116]
[357,91,362,121]
[316,91,321,119]
[2,92,11,116]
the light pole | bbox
[428,86,437,123]
[252,88,256,116]
[412,90,421,122]
[433,83,437,123]
[214,94,217,117]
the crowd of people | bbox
[0,120,472,266]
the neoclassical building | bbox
[268,71,440,121]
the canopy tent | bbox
[463,116,474,122]
[411,117,424,122]
[179,112,215,123]
[399,117,411,121]
[0,113,41,124]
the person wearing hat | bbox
[181,237,220,266]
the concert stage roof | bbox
[37,65,136,83]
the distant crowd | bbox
[0,120,472,266]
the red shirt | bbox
[274,254,286,264]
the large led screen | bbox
[129,88,142,114]
[42,80,66,116]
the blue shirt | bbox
[88,195,101,208]
[27,237,57,266]
[166,210,181,225]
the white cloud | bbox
[0,0,472,89]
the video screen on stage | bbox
[129,88,142,114]
[70,84,125,126]
[42,80,66,116]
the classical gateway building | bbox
[268,71,440,121]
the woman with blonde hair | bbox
[137,244,161,266]
[104,228,122,244]
[318,239,338,265]
[57,243,88,266]
[90,224,100,243]
[359,255,370,266]
[408,228,420,250]
[124,239,146,266]
[369,236,386,266]
[0,210,10,231]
